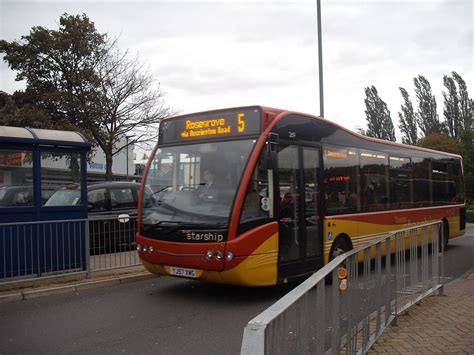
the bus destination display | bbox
[160,107,261,144]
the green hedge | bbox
[467,210,474,223]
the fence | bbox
[241,221,444,355]
[0,215,140,285]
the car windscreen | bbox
[45,189,81,206]
[0,188,7,201]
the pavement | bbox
[368,269,474,355]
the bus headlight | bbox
[205,251,213,260]
[136,244,142,252]
[215,251,223,261]
[148,246,154,253]
[225,252,234,261]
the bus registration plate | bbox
[170,267,197,278]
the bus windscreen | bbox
[159,107,261,144]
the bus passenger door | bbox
[277,144,323,280]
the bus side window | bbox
[451,160,464,203]
[413,157,431,207]
[323,146,359,215]
[239,153,270,230]
[360,151,388,212]
[389,156,413,209]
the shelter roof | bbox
[0,126,90,149]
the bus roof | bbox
[160,105,462,159]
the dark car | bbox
[46,182,148,254]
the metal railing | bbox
[88,214,140,272]
[0,215,140,285]
[241,221,444,355]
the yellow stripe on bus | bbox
[202,233,279,286]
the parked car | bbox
[0,185,57,207]
[46,182,147,254]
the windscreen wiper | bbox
[151,186,172,197]
[141,220,183,229]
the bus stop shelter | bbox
[0,126,91,279]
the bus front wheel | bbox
[329,237,351,261]
[326,237,351,284]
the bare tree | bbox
[94,46,177,180]
[0,13,177,180]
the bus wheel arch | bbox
[329,234,352,261]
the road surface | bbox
[0,226,472,354]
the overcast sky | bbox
[0,0,472,144]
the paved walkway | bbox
[368,270,474,354]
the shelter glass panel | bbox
[40,152,82,206]
[0,149,34,207]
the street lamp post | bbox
[125,136,130,181]
[317,0,324,118]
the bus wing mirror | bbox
[267,132,279,145]
[262,133,279,170]
[262,150,277,170]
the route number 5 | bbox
[238,113,245,133]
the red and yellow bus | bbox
[136,106,466,286]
